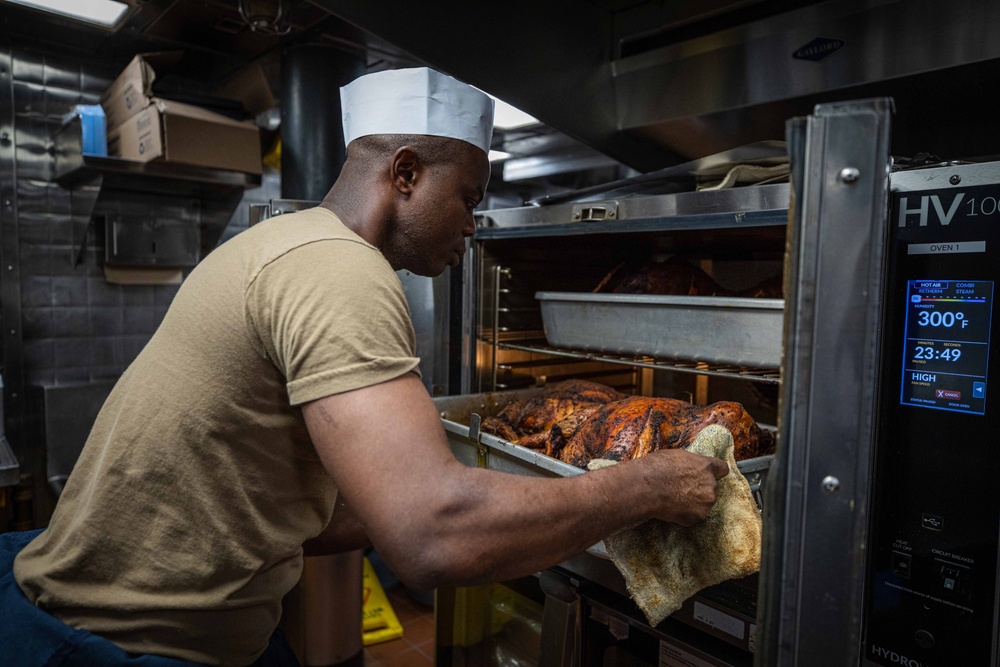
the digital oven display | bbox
[900,280,994,414]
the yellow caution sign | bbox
[262,137,281,171]
[362,557,404,646]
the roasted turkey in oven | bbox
[481,379,626,450]
[593,257,783,299]
[595,257,725,296]
[481,380,774,465]
[557,397,775,468]
[735,275,784,299]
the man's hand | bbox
[641,448,729,526]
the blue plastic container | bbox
[71,104,108,156]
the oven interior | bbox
[470,221,787,425]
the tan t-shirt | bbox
[13,207,420,665]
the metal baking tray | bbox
[536,292,784,369]
[433,388,772,504]
[433,387,773,640]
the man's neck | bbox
[321,181,386,251]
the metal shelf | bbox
[50,118,261,269]
[474,183,789,239]
[54,154,261,188]
[53,118,260,189]
[497,339,781,384]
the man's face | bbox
[389,144,491,277]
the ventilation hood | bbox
[318,0,1000,171]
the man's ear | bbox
[391,147,421,195]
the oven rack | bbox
[496,339,781,384]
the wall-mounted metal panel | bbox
[0,43,26,479]
[0,39,269,523]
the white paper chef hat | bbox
[340,67,495,154]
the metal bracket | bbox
[571,200,618,222]
[468,412,482,443]
[468,413,489,469]
[248,203,271,226]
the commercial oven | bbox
[433,155,787,666]
[251,99,1000,666]
[433,99,1000,666]
[431,130,788,665]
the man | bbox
[1,67,727,666]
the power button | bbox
[915,630,935,649]
[891,551,912,579]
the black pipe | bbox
[280,44,365,201]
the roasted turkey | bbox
[481,380,774,465]
[595,257,725,296]
[593,257,783,299]
[557,397,775,468]
[481,379,625,451]
[736,275,784,299]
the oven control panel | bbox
[864,169,1000,666]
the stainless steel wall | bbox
[0,40,276,524]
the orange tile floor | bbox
[363,587,436,667]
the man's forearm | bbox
[378,456,662,589]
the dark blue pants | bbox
[0,530,299,667]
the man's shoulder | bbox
[249,206,374,251]
[224,207,388,280]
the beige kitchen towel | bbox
[696,163,790,191]
[588,424,762,626]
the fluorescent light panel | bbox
[489,95,538,130]
[488,150,511,162]
[6,0,129,27]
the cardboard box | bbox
[215,63,277,116]
[107,98,262,175]
[100,52,182,131]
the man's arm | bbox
[301,372,728,591]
